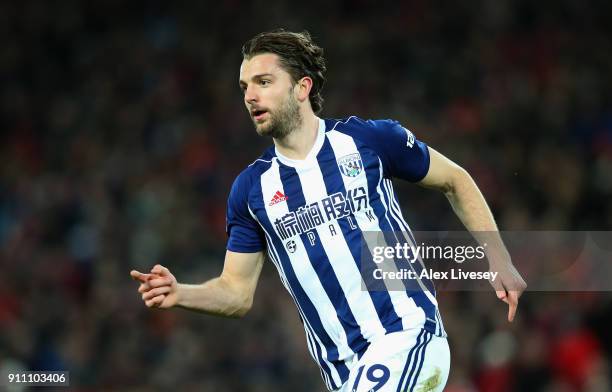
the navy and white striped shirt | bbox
[226,116,445,390]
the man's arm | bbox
[418,147,498,231]
[418,146,527,321]
[130,250,265,318]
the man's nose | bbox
[244,85,258,103]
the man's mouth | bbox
[252,109,268,121]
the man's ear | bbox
[295,76,313,103]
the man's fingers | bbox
[151,264,170,277]
[496,290,509,303]
[149,277,172,288]
[142,286,171,301]
[133,265,173,308]
[138,277,169,293]
[507,291,519,322]
[145,294,166,308]
[508,301,517,322]
[496,287,520,322]
[130,270,152,283]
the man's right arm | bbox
[130,250,265,318]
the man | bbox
[131,30,526,392]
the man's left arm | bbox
[418,146,527,322]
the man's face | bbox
[239,53,302,139]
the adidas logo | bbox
[269,190,288,206]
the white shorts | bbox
[339,329,450,392]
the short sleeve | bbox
[368,119,430,182]
[226,172,266,253]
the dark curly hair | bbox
[242,29,327,114]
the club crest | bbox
[337,153,364,177]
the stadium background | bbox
[1,1,611,390]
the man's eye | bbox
[260,80,270,86]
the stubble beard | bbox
[253,90,302,140]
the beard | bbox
[252,89,302,139]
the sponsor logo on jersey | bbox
[269,190,288,206]
[337,153,364,177]
[273,186,371,241]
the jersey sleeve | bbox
[226,172,266,253]
[367,119,430,182]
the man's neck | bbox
[273,113,320,160]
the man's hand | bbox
[489,260,527,322]
[130,264,179,308]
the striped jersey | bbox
[226,116,446,391]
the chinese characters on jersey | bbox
[274,186,369,241]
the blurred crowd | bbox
[1,0,611,391]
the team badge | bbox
[337,153,363,177]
